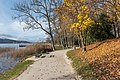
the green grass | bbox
[0,60,34,80]
[66,50,97,80]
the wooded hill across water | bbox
[0,38,30,43]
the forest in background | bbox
[13,0,120,51]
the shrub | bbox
[11,44,53,58]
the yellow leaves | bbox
[77,14,83,20]
[71,4,94,31]
[84,14,88,20]
[61,0,94,32]
[75,23,80,27]
[81,25,87,30]
[86,18,94,25]
[70,13,94,31]
[65,2,72,6]
[71,23,80,29]
[70,18,94,31]
[81,0,86,2]
[81,5,88,11]
[76,13,94,30]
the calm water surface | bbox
[0,53,20,73]
[0,44,19,48]
[0,43,31,48]
[0,43,31,73]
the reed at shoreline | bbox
[0,48,15,55]
[0,44,53,58]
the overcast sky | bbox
[0,0,47,42]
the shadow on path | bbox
[48,73,77,80]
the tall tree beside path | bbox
[13,0,62,50]
[56,0,94,52]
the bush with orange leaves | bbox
[75,38,120,80]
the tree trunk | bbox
[66,37,68,48]
[117,27,120,37]
[60,36,65,49]
[113,23,117,38]
[63,30,68,48]
[79,30,86,52]
[77,35,81,48]
[82,37,87,52]
[65,30,68,48]
[50,34,55,51]
[113,11,118,38]
[47,17,55,51]
[72,36,74,47]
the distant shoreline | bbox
[0,43,31,44]
[0,43,32,48]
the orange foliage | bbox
[75,38,120,80]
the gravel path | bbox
[15,49,78,80]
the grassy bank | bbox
[0,60,34,80]
[67,50,97,80]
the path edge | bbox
[63,49,82,80]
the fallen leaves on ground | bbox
[75,38,120,80]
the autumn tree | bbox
[56,0,94,52]
[105,0,120,37]
[55,3,75,48]
[91,0,120,37]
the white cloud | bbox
[9,21,46,41]
[0,23,4,26]
[0,21,46,42]
[10,21,26,32]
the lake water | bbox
[0,44,19,48]
[0,43,31,48]
[0,53,20,73]
[0,43,31,73]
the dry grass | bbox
[74,38,120,80]
[11,44,53,58]
[0,48,14,55]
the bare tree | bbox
[13,0,62,50]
